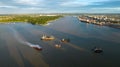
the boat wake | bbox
[9,26,42,50]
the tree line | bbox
[0,15,62,25]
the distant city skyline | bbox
[0,0,120,14]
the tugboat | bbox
[30,45,42,51]
[55,44,61,48]
[41,35,55,41]
[92,47,103,53]
[61,38,70,43]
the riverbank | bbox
[105,24,120,29]
[0,15,62,25]
[78,16,120,29]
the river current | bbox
[0,16,120,67]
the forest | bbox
[0,15,62,25]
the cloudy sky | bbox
[0,0,120,14]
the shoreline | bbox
[0,15,63,25]
[105,24,120,29]
[77,16,120,29]
[0,16,62,26]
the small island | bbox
[0,14,62,25]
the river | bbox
[0,16,120,67]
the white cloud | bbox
[0,6,17,8]
[79,0,110,2]
[84,7,120,13]
[0,0,119,14]
[13,0,44,5]
[60,0,110,7]
[91,7,120,10]
[20,7,45,10]
[60,1,90,7]
[0,2,17,8]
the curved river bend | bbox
[0,16,120,67]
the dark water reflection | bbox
[0,16,120,67]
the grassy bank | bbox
[0,15,62,25]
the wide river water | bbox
[0,16,120,67]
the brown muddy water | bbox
[0,16,120,67]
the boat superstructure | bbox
[41,35,55,41]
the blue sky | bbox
[0,0,120,14]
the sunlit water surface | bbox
[0,16,120,67]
